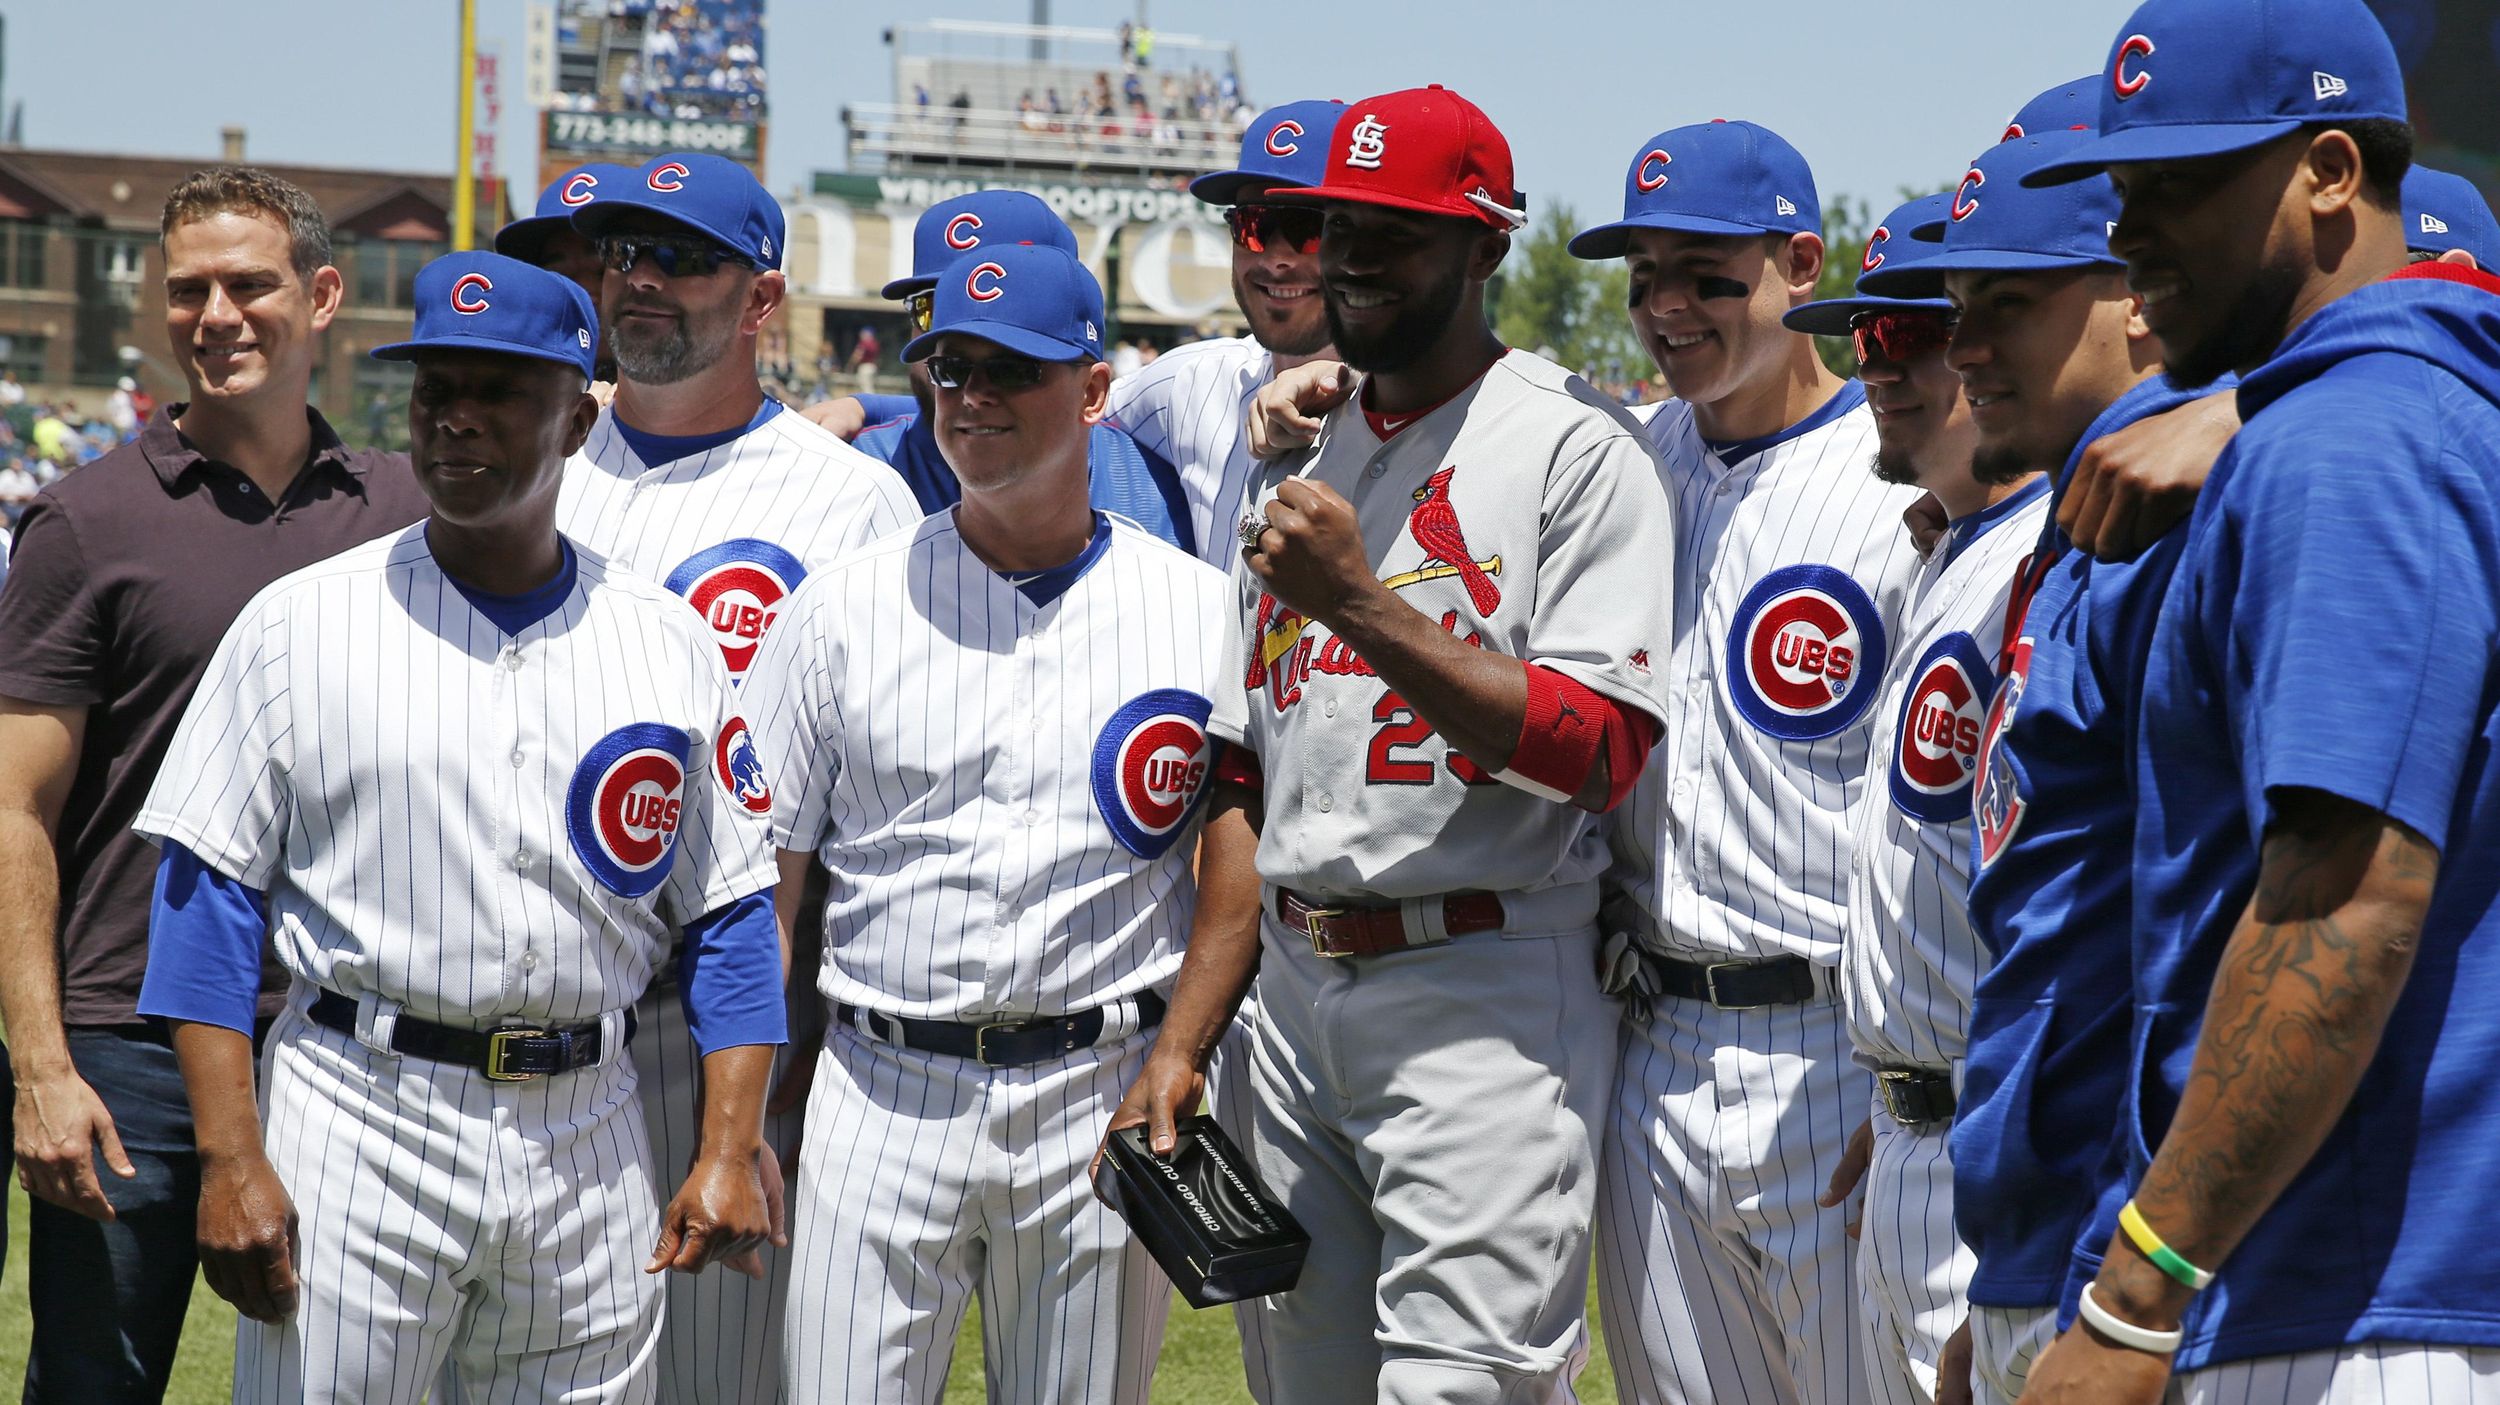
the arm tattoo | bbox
[2136,791,2434,1268]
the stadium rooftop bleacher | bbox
[846,19,1251,180]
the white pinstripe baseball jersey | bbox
[131,524,775,1027]
[742,512,1230,1020]
[1615,384,1924,961]
[1842,480,2050,1070]
[558,403,918,682]
[1103,335,1274,569]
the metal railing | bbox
[846,100,1241,178]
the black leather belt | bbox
[1878,1067,1957,1127]
[308,990,633,1082]
[1654,954,1824,1009]
[839,991,1166,1068]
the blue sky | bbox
[0,0,2138,228]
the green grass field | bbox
[0,1177,1623,1402]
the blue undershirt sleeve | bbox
[677,890,788,1055]
[856,393,917,427]
[136,841,271,1035]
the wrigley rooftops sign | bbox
[816,173,1222,227]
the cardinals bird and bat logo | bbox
[1248,466,1502,714]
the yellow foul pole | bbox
[453,0,479,251]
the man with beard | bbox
[1097,100,1345,569]
[1788,187,2048,1405]
[1869,128,2205,1405]
[560,150,915,1405]
[1129,85,1677,1404]
[2017,0,2500,1398]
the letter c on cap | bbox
[647,161,690,193]
[966,261,1008,302]
[945,212,984,250]
[451,272,494,314]
[1265,120,1305,157]
[1636,149,1672,193]
[2114,34,2155,99]
[1862,225,1891,272]
[1952,167,1985,222]
[560,173,600,206]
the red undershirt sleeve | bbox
[1500,661,1662,812]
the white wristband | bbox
[2077,1281,2185,1356]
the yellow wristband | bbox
[2119,1200,2214,1292]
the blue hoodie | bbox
[1956,371,2231,1310]
[2125,265,2500,1368]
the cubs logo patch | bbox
[966,260,1008,301]
[664,539,807,683]
[560,172,600,206]
[1952,166,1985,222]
[945,211,984,249]
[1725,564,1886,742]
[1862,224,1891,272]
[1889,633,1993,822]
[566,722,691,898]
[1635,148,1672,193]
[451,272,493,314]
[647,161,691,192]
[1091,689,1214,860]
[1973,637,2032,868]
[1265,119,1305,157]
[713,716,772,815]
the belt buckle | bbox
[1877,1069,1935,1125]
[973,1019,1034,1066]
[484,1027,552,1082]
[1703,962,1766,1011]
[1301,906,1349,958]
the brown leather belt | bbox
[1275,888,1507,958]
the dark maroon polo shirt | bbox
[0,405,427,1025]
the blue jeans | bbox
[22,1027,204,1405]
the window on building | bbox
[0,222,47,289]
[354,239,449,309]
[0,334,48,382]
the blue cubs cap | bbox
[1860,133,2124,299]
[2024,0,2406,186]
[571,152,784,270]
[882,190,1078,300]
[901,243,1106,364]
[2401,166,2500,267]
[2003,76,2099,142]
[1189,99,1348,205]
[1783,193,1957,335]
[369,251,599,381]
[494,162,638,264]
[1569,120,1820,261]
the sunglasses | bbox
[1850,308,1957,366]
[906,289,936,335]
[597,234,755,279]
[1226,204,1324,256]
[923,353,1054,391]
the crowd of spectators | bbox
[0,373,150,536]
[552,0,766,123]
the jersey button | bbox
[1316,791,1334,813]
[513,851,531,870]
[1022,808,1041,826]
[501,647,524,671]
[520,950,539,970]
[509,750,525,768]
[1323,698,1338,718]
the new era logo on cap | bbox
[2314,71,2348,99]
[1345,114,1390,170]
[2423,212,2452,235]
[1776,196,1798,216]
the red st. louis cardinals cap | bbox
[1269,85,1528,231]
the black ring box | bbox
[1092,1114,1311,1308]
